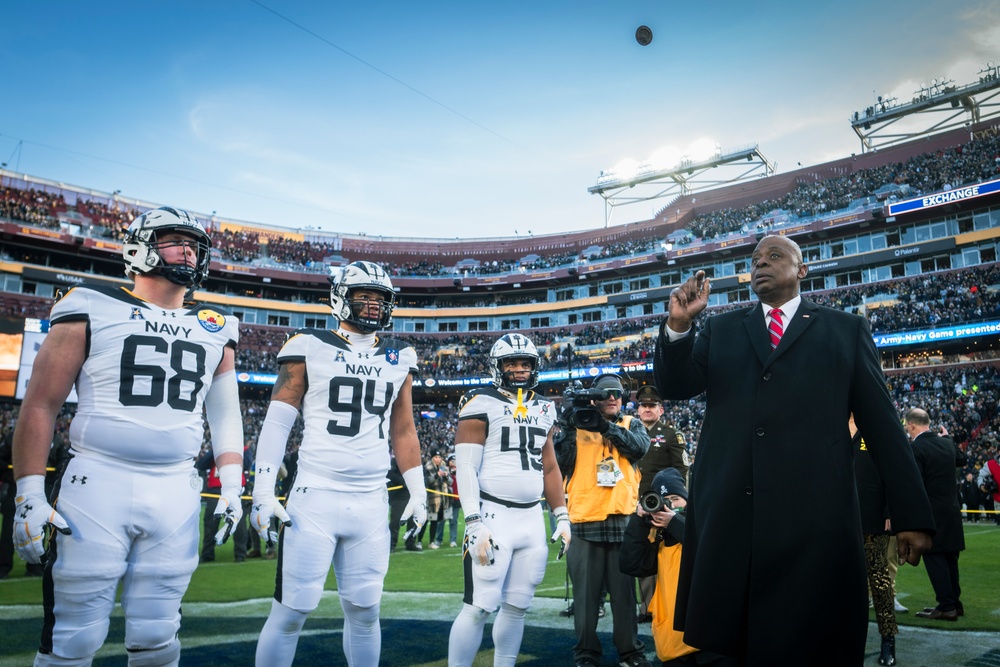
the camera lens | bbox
[640,491,664,513]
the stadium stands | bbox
[3,120,1000,491]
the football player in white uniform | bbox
[251,260,427,667]
[12,207,244,667]
[447,333,571,667]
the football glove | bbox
[14,475,71,565]
[550,506,571,560]
[213,464,244,546]
[250,492,291,547]
[400,465,427,541]
[463,514,497,567]
[400,497,428,543]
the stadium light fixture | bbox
[850,62,1000,153]
[588,143,775,226]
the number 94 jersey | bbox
[51,284,239,465]
[278,329,418,491]
[458,387,556,505]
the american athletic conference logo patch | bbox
[197,309,226,333]
[385,348,399,365]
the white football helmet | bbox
[122,207,212,288]
[329,261,396,332]
[489,333,540,390]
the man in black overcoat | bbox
[906,408,967,620]
[653,235,935,666]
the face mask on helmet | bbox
[122,207,212,288]
[329,261,396,333]
[489,333,540,390]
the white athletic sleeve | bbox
[205,370,244,458]
[254,400,299,493]
[455,442,485,517]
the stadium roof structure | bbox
[586,143,775,228]
[850,61,1000,153]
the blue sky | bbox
[2,1,997,239]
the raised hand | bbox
[667,270,711,333]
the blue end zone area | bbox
[2,594,650,666]
[84,618,588,666]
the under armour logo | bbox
[258,466,271,474]
[295,487,308,494]
[71,475,87,485]
[18,504,32,519]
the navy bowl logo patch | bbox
[198,309,226,333]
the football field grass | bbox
[1,519,998,666]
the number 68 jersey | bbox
[458,387,557,505]
[50,284,239,465]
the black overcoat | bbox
[854,432,890,535]
[653,299,934,666]
[910,431,966,553]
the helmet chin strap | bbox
[157,264,198,287]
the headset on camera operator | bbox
[554,373,651,667]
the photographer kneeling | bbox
[555,374,651,667]
[620,469,736,667]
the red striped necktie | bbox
[768,308,784,349]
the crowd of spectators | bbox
[77,199,137,236]
[4,362,996,509]
[5,261,1000,381]
[685,134,1000,242]
[222,262,1000,378]
[4,133,1000,279]
[0,187,65,229]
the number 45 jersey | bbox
[50,284,239,465]
[458,387,557,505]
[277,329,418,492]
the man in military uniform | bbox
[634,384,689,623]
[635,385,689,492]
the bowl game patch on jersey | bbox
[197,309,226,333]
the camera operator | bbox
[620,469,735,667]
[554,374,651,667]
[634,384,689,624]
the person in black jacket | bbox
[959,472,984,522]
[906,408,967,621]
[654,237,934,665]
[851,415,897,666]
[634,384,689,624]
[620,468,735,667]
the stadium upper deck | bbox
[3,119,1000,396]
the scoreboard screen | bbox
[13,318,78,403]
